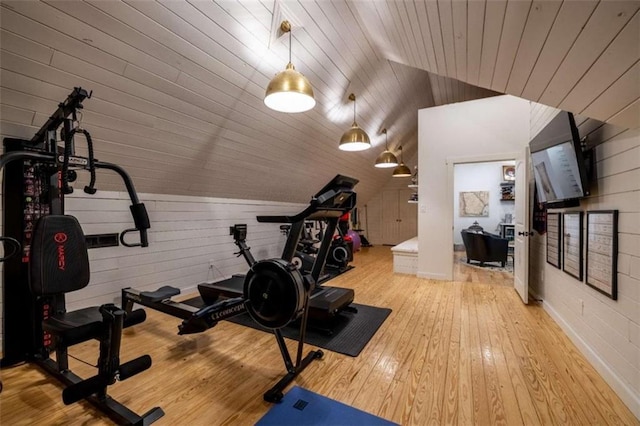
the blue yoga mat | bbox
[256,386,398,426]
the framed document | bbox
[562,212,583,280]
[546,212,561,268]
[586,210,618,299]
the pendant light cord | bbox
[353,96,357,124]
[288,28,292,64]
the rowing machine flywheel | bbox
[243,259,306,329]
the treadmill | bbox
[198,175,358,327]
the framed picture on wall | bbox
[546,212,561,268]
[562,212,583,280]
[502,165,516,181]
[459,191,489,217]
[585,210,618,300]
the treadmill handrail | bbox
[256,202,353,223]
[257,184,356,224]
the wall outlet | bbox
[578,298,584,315]
[209,260,215,269]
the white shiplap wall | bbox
[354,0,640,129]
[4,0,634,212]
[528,104,640,418]
[0,189,305,345]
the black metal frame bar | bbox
[38,358,164,425]
[121,287,248,335]
[30,87,90,146]
[0,152,150,248]
[1,87,162,424]
[122,288,198,321]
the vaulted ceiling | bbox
[1,1,638,205]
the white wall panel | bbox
[491,0,532,93]
[538,1,639,108]
[0,28,53,64]
[450,0,467,82]
[505,0,562,96]
[560,12,640,114]
[528,106,640,418]
[478,0,508,89]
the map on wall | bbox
[459,191,490,217]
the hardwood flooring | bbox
[1,246,638,425]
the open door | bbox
[514,147,530,303]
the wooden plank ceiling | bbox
[0,0,637,205]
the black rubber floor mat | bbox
[182,297,391,357]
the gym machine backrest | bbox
[1,87,162,424]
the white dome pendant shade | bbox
[264,21,316,113]
[339,94,371,151]
[374,128,398,168]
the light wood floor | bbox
[1,246,638,425]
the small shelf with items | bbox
[408,185,418,203]
[500,182,515,201]
[408,167,418,203]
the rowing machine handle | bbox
[120,203,150,247]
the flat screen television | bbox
[530,111,590,207]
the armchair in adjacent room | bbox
[460,229,509,267]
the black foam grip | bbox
[62,375,106,405]
[130,203,150,230]
[123,309,146,328]
[118,355,152,381]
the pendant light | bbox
[374,128,398,168]
[264,21,316,113]
[393,146,412,177]
[339,93,371,151]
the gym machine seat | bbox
[30,214,163,423]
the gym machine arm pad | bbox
[94,161,150,248]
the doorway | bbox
[452,159,516,282]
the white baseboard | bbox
[543,300,640,420]
[417,271,449,280]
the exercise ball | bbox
[347,230,361,251]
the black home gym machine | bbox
[279,217,353,283]
[324,212,355,274]
[216,223,355,332]
[1,87,163,425]
[197,176,357,330]
[121,175,358,402]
